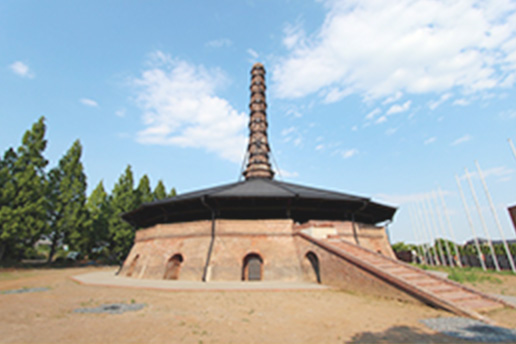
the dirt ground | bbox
[0,267,513,344]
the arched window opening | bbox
[164,253,184,280]
[242,253,263,281]
[127,254,140,277]
[306,251,321,283]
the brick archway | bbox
[242,253,263,281]
[164,254,184,280]
[306,251,321,283]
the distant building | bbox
[508,205,516,235]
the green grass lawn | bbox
[414,264,514,284]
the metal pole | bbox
[414,202,434,265]
[475,161,516,273]
[424,197,447,266]
[456,175,487,270]
[431,192,454,267]
[418,200,441,265]
[408,205,427,264]
[509,138,516,163]
[464,167,500,271]
[437,186,463,267]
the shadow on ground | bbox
[348,325,472,343]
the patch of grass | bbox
[414,264,505,285]
[447,268,502,284]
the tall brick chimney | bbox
[242,63,275,180]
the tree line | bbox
[0,117,176,264]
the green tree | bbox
[136,174,153,205]
[83,181,111,258]
[108,165,138,262]
[46,140,88,263]
[0,117,48,260]
[153,180,167,201]
[0,148,18,260]
[168,187,177,198]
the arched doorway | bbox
[126,254,139,277]
[242,253,263,281]
[164,254,183,280]
[306,252,321,283]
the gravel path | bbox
[421,317,516,343]
[1,287,50,294]
[74,303,146,314]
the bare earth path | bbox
[0,267,508,343]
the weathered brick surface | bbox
[294,236,422,303]
[121,218,396,288]
[121,221,212,280]
[208,221,303,281]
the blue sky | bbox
[2,0,516,245]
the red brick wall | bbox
[294,235,421,303]
[121,219,397,287]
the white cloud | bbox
[323,87,353,103]
[386,100,412,115]
[115,109,126,117]
[375,116,387,124]
[281,126,296,136]
[385,127,398,136]
[273,0,516,101]
[247,49,259,59]
[382,91,403,105]
[428,92,452,110]
[283,22,306,50]
[365,107,381,120]
[341,148,358,159]
[451,134,472,146]
[274,168,299,178]
[453,98,471,106]
[286,108,303,118]
[424,137,437,145]
[315,144,325,151]
[281,126,304,147]
[9,61,34,78]
[80,98,99,107]
[132,51,247,163]
[206,38,233,48]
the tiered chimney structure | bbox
[242,63,274,180]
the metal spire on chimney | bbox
[242,63,275,180]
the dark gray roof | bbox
[123,178,397,227]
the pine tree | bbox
[153,180,167,201]
[1,117,48,259]
[0,148,18,260]
[168,187,177,197]
[108,165,138,262]
[136,174,153,205]
[46,140,88,263]
[84,181,110,258]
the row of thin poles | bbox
[408,189,462,267]
[407,146,516,273]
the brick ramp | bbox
[299,233,511,322]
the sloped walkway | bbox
[72,270,329,292]
[303,233,512,322]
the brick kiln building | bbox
[120,63,397,283]
[119,64,512,320]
